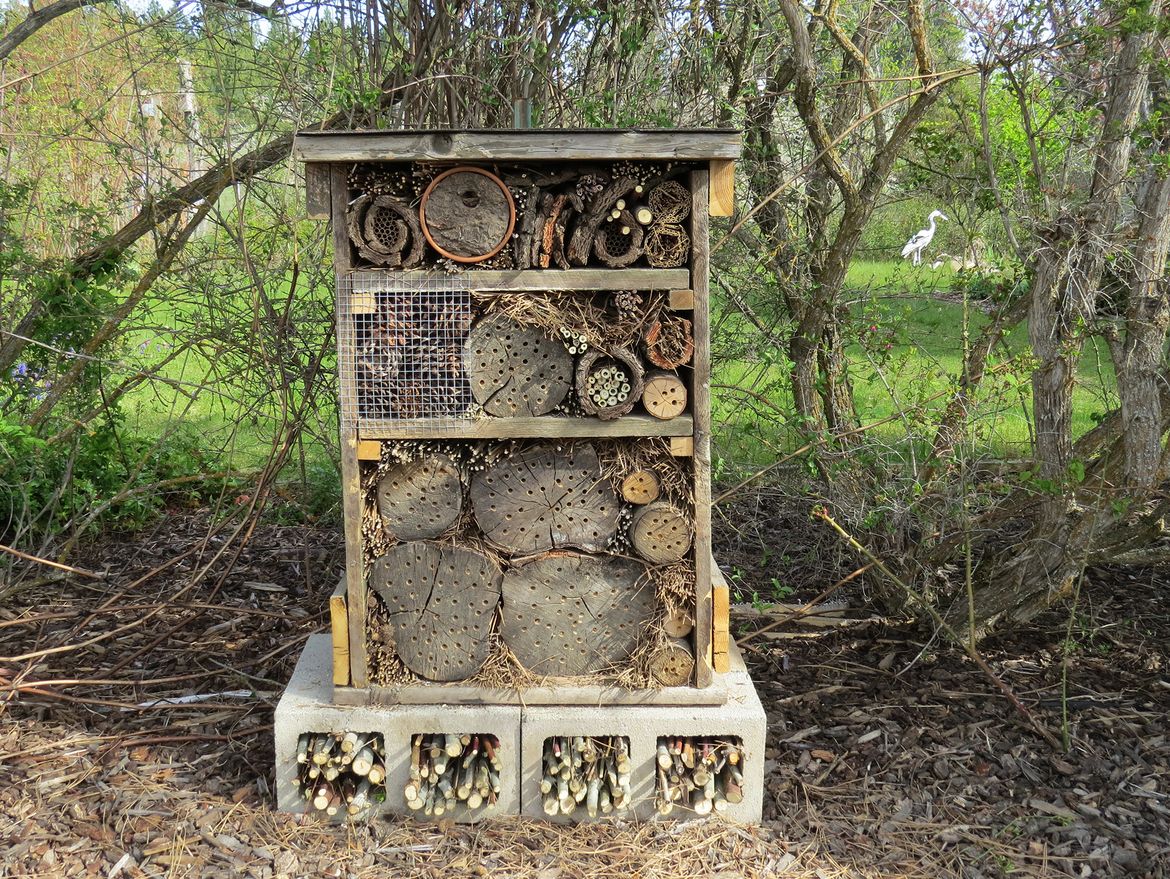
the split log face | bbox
[641,370,688,420]
[376,454,463,541]
[629,501,693,564]
[620,469,661,505]
[501,553,655,676]
[470,443,620,554]
[649,637,695,686]
[463,314,572,417]
[420,167,516,263]
[369,541,501,682]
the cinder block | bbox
[275,635,522,821]
[520,640,764,823]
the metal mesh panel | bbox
[338,273,474,429]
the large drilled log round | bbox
[470,443,620,554]
[501,553,656,676]
[464,314,573,417]
[369,541,501,682]
[376,454,463,541]
[420,166,516,263]
[629,501,693,564]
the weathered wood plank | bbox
[670,435,694,456]
[294,129,743,162]
[330,578,350,687]
[348,268,690,293]
[709,160,735,217]
[358,413,693,440]
[305,163,331,219]
[691,168,714,689]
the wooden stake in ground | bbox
[464,314,573,417]
[501,553,655,676]
[641,370,688,420]
[621,469,661,505]
[369,541,502,682]
[375,454,463,540]
[629,501,693,564]
[470,443,620,554]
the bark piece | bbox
[470,442,620,554]
[629,501,693,564]
[621,469,661,505]
[501,553,655,676]
[641,370,688,420]
[369,541,501,682]
[420,166,516,263]
[576,347,645,420]
[347,194,425,267]
[463,313,572,417]
[649,637,695,686]
[376,453,463,540]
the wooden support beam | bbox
[708,160,735,217]
[669,289,695,310]
[670,436,694,456]
[356,439,381,461]
[305,163,330,219]
[330,578,350,687]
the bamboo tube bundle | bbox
[575,348,644,420]
[404,733,502,816]
[654,737,745,817]
[540,736,632,818]
[295,731,387,818]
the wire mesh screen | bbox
[338,273,475,429]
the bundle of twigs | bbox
[295,732,386,818]
[541,736,632,817]
[405,733,501,816]
[655,737,744,816]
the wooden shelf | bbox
[348,267,691,293]
[357,413,693,441]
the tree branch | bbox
[0,0,113,62]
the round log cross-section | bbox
[501,553,655,676]
[621,469,662,505]
[649,637,695,686]
[641,370,688,420]
[369,541,502,682]
[464,313,573,417]
[420,166,516,263]
[376,453,463,541]
[470,443,620,554]
[629,501,693,565]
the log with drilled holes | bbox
[369,541,502,681]
[648,636,695,686]
[641,370,688,420]
[375,454,463,540]
[463,314,573,417]
[501,553,655,676]
[629,501,693,564]
[470,443,620,554]
[620,468,661,505]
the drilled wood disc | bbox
[376,454,463,541]
[641,370,688,420]
[620,469,661,505]
[501,553,656,676]
[470,443,620,554]
[420,166,516,263]
[649,637,695,686]
[464,314,572,417]
[629,501,693,564]
[370,541,501,682]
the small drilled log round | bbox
[593,209,644,268]
[641,370,688,420]
[464,313,572,417]
[501,553,655,676]
[347,194,425,267]
[470,443,620,554]
[621,469,661,505]
[575,347,644,421]
[644,316,695,369]
[376,454,463,541]
[647,180,691,224]
[370,541,501,682]
[643,222,690,268]
[649,637,695,686]
[629,501,692,564]
[420,166,516,263]
[664,608,694,638]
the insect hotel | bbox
[274,129,766,823]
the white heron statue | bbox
[901,210,947,266]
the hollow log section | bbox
[464,313,572,417]
[375,453,463,541]
[347,194,424,267]
[470,442,620,554]
[501,553,656,676]
[644,315,695,369]
[420,166,515,263]
[369,541,501,682]
[649,637,695,686]
[575,347,645,420]
[593,209,644,267]
[641,370,688,420]
[629,501,693,564]
[621,468,661,505]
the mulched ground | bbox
[1,500,1168,878]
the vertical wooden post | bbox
[690,168,714,688]
[708,160,735,217]
[330,578,350,687]
[332,164,369,689]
